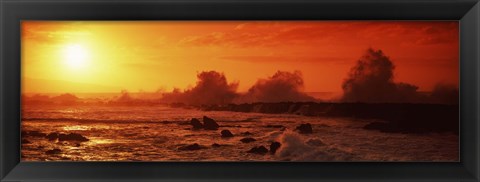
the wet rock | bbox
[46,132,59,141]
[45,149,61,155]
[22,139,31,144]
[203,116,219,130]
[190,118,203,129]
[240,137,256,143]
[221,130,234,137]
[295,123,313,134]
[269,142,281,154]
[58,133,89,142]
[247,146,268,155]
[178,143,202,151]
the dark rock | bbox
[240,137,256,143]
[221,130,234,137]
[203,116,219,130]
[46,132,59,141]
[178,143,202,151]
[247,146,269,155]
[190,118,203,129]
[22,139,31,144]
[202,102,459,134]
[58,133,89,142]
[45,149,62,155]
[295,123,313,134]
[269,142,281,154]
[241,131,253,135]
[211,143,221,147]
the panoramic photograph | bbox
[21,21,459,161]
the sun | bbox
[63,44,90,69]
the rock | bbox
[178,143,202,151]
[241,131,253,135]
[247,146,268,155]
[22,139,31,144]
[269,142,281,154]
[240,137,256,143]
[58,133,89,142]
[221,130,234,137]
[45,149,61,155]
[211,143,221,147]
[46,132,59,141]
[203,116,219,130]
[295,123,313,134]
[190,118,203,129]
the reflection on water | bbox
[21,105,459,161]
[62,125,90,131]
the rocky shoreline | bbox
[201,102,459,134]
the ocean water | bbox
[21,105,459,161]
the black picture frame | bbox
[1,0,479,181]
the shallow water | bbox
[21,105,459,161]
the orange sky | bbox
[21,21,459,94]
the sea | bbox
[21,105,459,161]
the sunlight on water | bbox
[89,138,116,144]
[63,125,90,131]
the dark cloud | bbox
[236,71,316,103]
[161,71,239,105]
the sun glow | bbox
[63,44,90,70]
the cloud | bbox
[218,55,351,64]
[161,71,239,105]
[22,22,91,44]
[236,70,316,103]
[179,22,458,48]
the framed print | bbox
[1,0,479,181]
